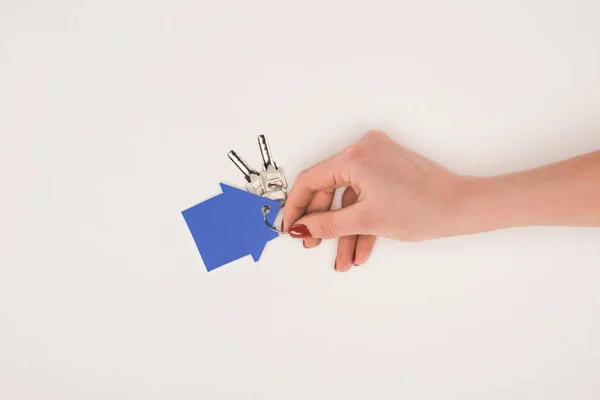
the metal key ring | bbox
[262,205,287,234]
[261,182,287,234]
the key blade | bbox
[227,150,258,183]
[257,135,276,170]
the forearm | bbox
[460,151,600,234]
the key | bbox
[227,150,265,196]
[257,135,287,204]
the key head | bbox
[245,175,266,196]
[265,189,287,204]
[260,167,287,204]
[260,166,287,193]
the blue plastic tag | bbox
[182,184,281,271]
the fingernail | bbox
[288,224,312,239]
[334,258,338,271]
[352,250,360,266]
[303,240,308,248]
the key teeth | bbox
[246,179,265,196]
[258,135,276,170]
[227,150,257,183]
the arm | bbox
[462,151,600,234]
[282,130,600,272]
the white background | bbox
[1,1,600,399]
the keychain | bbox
[182,135,288,271]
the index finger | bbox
[283,154,352,230]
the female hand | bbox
[282,130,472,272]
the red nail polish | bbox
[288,224,312,239]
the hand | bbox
[282,130,472,272]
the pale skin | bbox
[282,130,600,272]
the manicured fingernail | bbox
[288,224,312,239]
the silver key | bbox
[227,150,265,196]
[257,135,287,204]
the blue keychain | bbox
[182,136,288,271]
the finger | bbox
[334,187,359,272]
[335,235,357,272]
[283,154,352,232]
[353,235,377,266]
[288,202,370,239]
[303,189,336,248]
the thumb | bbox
[288,203,371,239]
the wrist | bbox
[451,174,530,236]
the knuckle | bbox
[317,218,337,239]
[362,129,388,141]
[356,209,381,232]
[341,143,366,162]
[297,168,309,181]
[356,213,373,231]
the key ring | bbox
[262,205,287,234]
[261,182,287,234]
